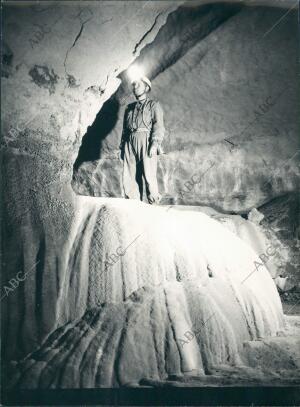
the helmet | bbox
[131,76,151,90]
[141,76,151,90]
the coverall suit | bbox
[119,97,164,204]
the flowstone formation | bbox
[9,197,293,388]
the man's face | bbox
[132,79,148,97]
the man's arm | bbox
[150,101,164,147]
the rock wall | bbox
[73,5,299,213]
[1,0,299,389]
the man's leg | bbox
[141,135,160,204]
[122,140,140,200]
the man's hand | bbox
[149,144,158,158]
[157,144,164,155]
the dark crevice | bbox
[71,12,93,50]
[133,11,164,55]
[64,8,93,79]
[35,238,46,342]
[132,2,242,81]
[1,42,13,78]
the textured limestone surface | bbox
[260,193,300,292]
[156,203,292,283]
[8,197,289,388]
[2,0,299,391]
[9,313,300,388]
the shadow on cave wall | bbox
[72,2,242,173]
[73,96,120,170]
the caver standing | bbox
[119,76,164,204]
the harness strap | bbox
[131,127,149,132]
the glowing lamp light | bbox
[127,65,144,83]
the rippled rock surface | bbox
[9,198,286,388]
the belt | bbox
[131,127,149,133]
